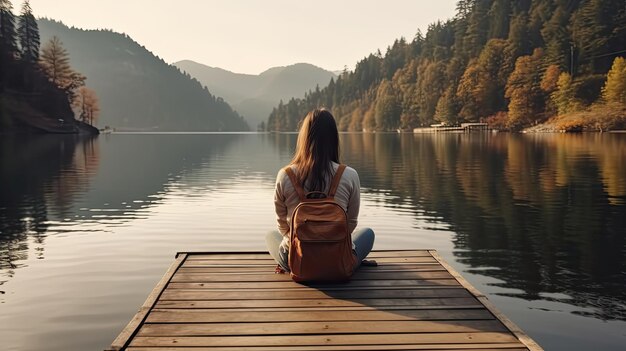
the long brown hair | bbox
[290,109,340,192]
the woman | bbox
[266,108,375,273]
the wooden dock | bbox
[413,123,490,133]
[106,250,542,351]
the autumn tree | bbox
[540,65,561,116]
[551,72,578,115]
[457,60,482,120]
[456,39,508,121]
[435,86,459,125]
[374,80,400,131]
[363,107,376,132]
[39,36,85,101]
[505,49,545,130]
[416,60,446,124]
[602,57,626,104]
[17,0,39,62]
[348,106,363,132]
[73,86,100,126]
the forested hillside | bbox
[38,19,248,131]
[267,0,626,131]
[1,0,97,134]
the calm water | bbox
[1,132,625,351]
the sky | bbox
[27,0,458,75]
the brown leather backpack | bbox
[284,164,357,282]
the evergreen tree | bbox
[0,0,17,85]
[453,0,472,58]
[18,0,39,62]
[502,13,531,79]
[541,5,573,69]
[572,0,624,74]
[465,0,491,56]
[488,0,511,39]
[0,0,17,54]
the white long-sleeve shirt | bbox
[274,162,361,251]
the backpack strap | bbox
[328,164,347,198]
[284,166,306,201]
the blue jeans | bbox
[265,227,375,272]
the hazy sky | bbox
[28,0,458,74]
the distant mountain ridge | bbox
[37,19,248,131]
[175,60,336,128]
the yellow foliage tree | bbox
[541,65,561,116]
[505,49,545,130]
[602,57,626,104]
[551,72,579,116]
[73,86,100,126]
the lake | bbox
[1,132,625,351]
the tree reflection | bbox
[0,135,100,273]
[341,133,626,321]
[0,134,240,281]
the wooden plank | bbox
[366,250,433,258]
[129,332,520,347]
[126,346,528,351]
[106,253,187,351]
[183,257,437,266]
[171,271,455,282]
[159,287,471,300]
[146,308,495,323]
[137,320,509,336]
[154,297,482,309]
[184,250,433,260]
[165,286,464,292]
[176,268,446,274]
[166,279,461,289]
[429,251,541,351]
[151,305,484,312]
[177,264,445,273]
[186,254,274,260]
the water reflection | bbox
[342,133,624,321]
[0,134,242,277]
[0,135,100,273]
[1,132,625,332]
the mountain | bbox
[37,19,248,131]
[174,60,336,128]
